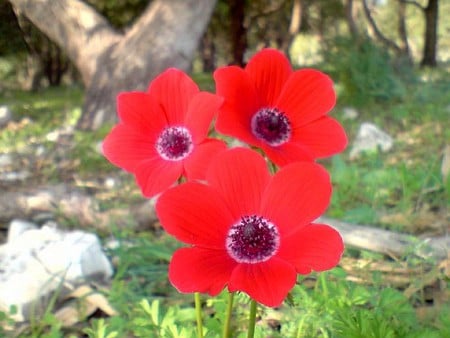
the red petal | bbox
[206,148,270,219]
[261,142,314,167]
[156,182,234,248]
[169,247,236,296]
[148,68,199,125]
[292,116,348,158]
[102,124,156,172]
[276,69,336,127]
[214,66,260,142]
[245,48,292,107]
[228,258,297,307]
[183,139,227,181]
[184,92,223,142]
[277,223,344,274]
[117,92,167,134]
[134,157,182,197]
[261,162,331,236]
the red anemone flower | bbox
[213,48,347,167]
[102,68,226,198]
[156,147,344,307]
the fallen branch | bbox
[319,216,449,260]
[0,185,447,260]
[0,185,158,231]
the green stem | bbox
[247,299,258,338]
[194,292,203,338]
[319,272,329,298]
[269,160,278,174]
[296,316,306,338]
[222,292,235,338]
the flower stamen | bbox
[226,215,280,263]
[156,126,193,161]
[251,108,291,146]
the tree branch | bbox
[397,0,412,61]
[0,185,158,232]
[345,0,359,37]
[362,0,402,53]
[400,0,425,11]
[8,0,121,86]
[289,0,302,35]
[1,184,447,260]
[248,0,287,24]
[319,217,449,260]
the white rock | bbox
[342,107,359,120]
[350,122,394,159]
[104,177,116,189]
[45,126,74,142]
[45,130,60,142]
[7,219,38,242]
[0,106,12,128]
[0,154,13,167]
[0,222,113,321]
[0,170,31,182]
[35,145,46,156]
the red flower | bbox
[213,48,347,166]
[102,69,226,197]
[156,147,344,307]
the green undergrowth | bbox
[100,231,448,338]
[5,229,440,338]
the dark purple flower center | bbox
[156,126,193,161]
[251,108,291,146]
[226,215,280,263]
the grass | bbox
[325,67,450,231]
[0,66,449,337]
[0,86,83,149]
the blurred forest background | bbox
[1,0,449,128]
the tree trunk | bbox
[278,0,302,58]
[228,0,247,66]
[200,32,216,72]
[397,0,409,53]
[345,0,359,38]
[8,0,217,130]
[397,0,412,64]
[421,0,439,67]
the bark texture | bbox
[8,0,217,130]
[345,0,358,38]
[228,0,247,66]
[421,0,439,67]
[397,0,412,63]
